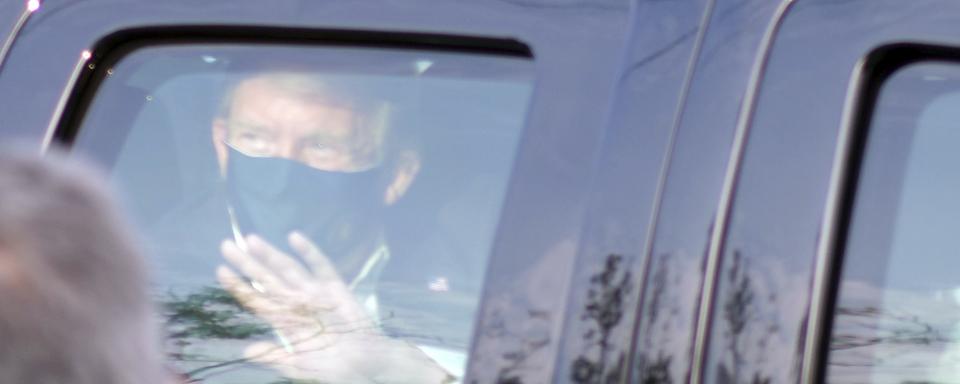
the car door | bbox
[0,0,642,382]
[689,0,960,382]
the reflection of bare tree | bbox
[724,251,754,382]
[716,251,773,384]
[634,255,674,384]
[636,352,673,384]
[472,241,576,384]
[482,306,551,384]
[160,287,271,379]
[162,286,390,382]
[571,254,633,384]
[163,287,270,340]
[831,307,950,352]
[161,287,359,381]
[829,305,952,371]
[493,321,551,384]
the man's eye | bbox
[305,141,333,153]
[236,132,273,152]
[240,133,265,144]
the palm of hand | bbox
[218,233,450,383]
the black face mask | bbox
[224,147,385,262]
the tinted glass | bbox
[827,62,960,382]
[70,44,533,383]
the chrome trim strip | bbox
[688,0,797,382]
[40,50,90,153]
[0,1,38,76]
[622,0,719,378]
[798,56,869,384]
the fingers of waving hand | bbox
[216,265,278,313]
[245,235,313,290]
[219,264,333,343]
[220,240,296,292]
[220,236,313,292]
[289,231,342,283]
[288,231,373,326]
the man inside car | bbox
[157,71,456,383]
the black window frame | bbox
[815,42,960,383]
[52,25,533,148]
[50,25,537,381]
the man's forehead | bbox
[231,75,351,111]
[229,78,358,134]
[224,73,388,156]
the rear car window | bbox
[68,42,533,383]
[826,61,960,382]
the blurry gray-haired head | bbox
[0,150,165,384]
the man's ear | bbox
[212,118,229,176]
[384,150,421,205]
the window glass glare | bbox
[70,44,533,383]
[827,62,960,382]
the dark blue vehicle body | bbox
[0,0,954,382]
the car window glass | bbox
[827,61,960,382]
[69,43,533,383]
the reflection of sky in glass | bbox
[831,64,960,383]
[887,91,960,293]
[878,80,960,382]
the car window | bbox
[826,61,960,382]
[68,43,533,383]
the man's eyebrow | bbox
[229,120,271,133]
[304,132,340,142]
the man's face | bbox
[212,74,419,206]
[213,76,383,173]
